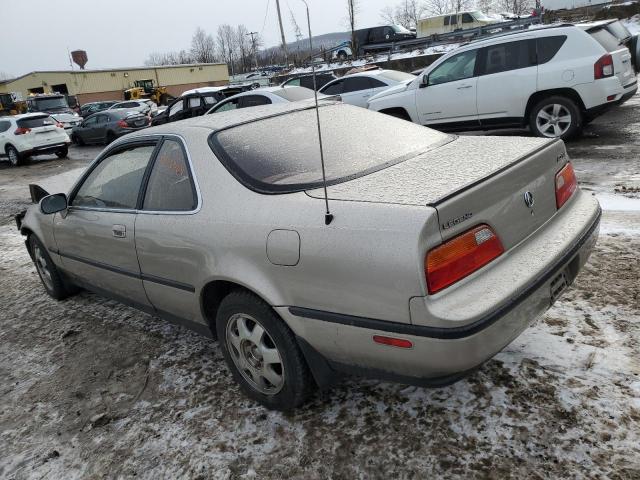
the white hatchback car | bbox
[319,69,416,108]
[206,86,318,114]
[109,99,157,115]
[368,25,637,139]
[0,113,70,166]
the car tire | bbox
[6,145,23,166]
[216,290,315,410]
[337,51,348,61]
[55,146,68,159]
[28,235,77,300]
[529,96,582,140]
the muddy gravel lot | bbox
[1,97,639,479]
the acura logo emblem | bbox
[523,191,535,208]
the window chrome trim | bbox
[67,133,202,216]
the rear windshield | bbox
[17,115,55,128]
[209,105,449,193]
[271,86,316,101]
[589,28,623,52]
[378,70,416,83]
[606,21,632,41]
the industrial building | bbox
[0,63,229,104]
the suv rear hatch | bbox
[584,24,636,89]
[307,136,568,250]
[16,115,63,147]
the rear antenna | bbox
[301,0,333,225]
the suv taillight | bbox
[425,225,504,294]
[594,54,614,79]
[117,120,128,128]
[14,127,31,135]
[555,162,578,209]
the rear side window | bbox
[369,77,388,88]
[322,80,344,95]
[537,36,567,64]
[0,121,10,133]
[17,116,55,128]
[143,140,196,211]
[343,77,371,93]
[73,144,156,209]
[482,40,534,75]
[589,28,621,52]
[239,95,272,108]
[285,78,301,86]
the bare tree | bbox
[190,27,217,63]
[476,0,496,14]
[395,0,426,28]
[423,0,451,15]
[380,5,397,24]
[236,25,252,73]
[0,71,13,81]
[145,50,194,66]
[346,0,359,57]
[217,24,237,75]
[497,0,533,15]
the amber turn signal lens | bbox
[555,162,577,209]
[426,224,504,294]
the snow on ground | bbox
[624,14,640,34]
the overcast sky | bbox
[1,0,396,76]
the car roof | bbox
[181,86,229,96]
[465,23,577,47]
[14,112,51,120]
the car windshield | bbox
[210,105,449,193]
[473,11,492,21]
[33,97,68,110]
[271,87,316,101]
[392,25,412,34]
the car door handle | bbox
[457,85,472,89]
[112,224,126,238]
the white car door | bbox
[476,38,538,124]
[416,48,479,126]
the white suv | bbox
[368,25,638,139]
[0,114,70,166]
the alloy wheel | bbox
[536,104,572,138]
[226,313,285,395]
[8,148,18,166]
[34,245,54,291]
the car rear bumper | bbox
[21,141,70,156]
[281,194,601,385]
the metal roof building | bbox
[0,63,229,104]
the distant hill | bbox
[263,31,351,56]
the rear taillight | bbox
[14,127,31,135]
[117,120,128,128]
[555,162,578,209]
[373,335,413,349]
[594,54,614,79]
[425,225,504,294]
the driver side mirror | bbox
[419,75,429,89]
[40,193,68,215]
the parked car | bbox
[319,69,416,108]
[281,73,337,90]
[0,113,70,166]
[353,25,416,54]
[80,101,119,118]
[70,109,150,145]
[16,102,600,410]
[151,87,243,126]
[205,86,318,114]
[26,93,82,133]
[108,100,156,115]
[417,10,500,38]
[367,24,638,139]
[578,19,640,73]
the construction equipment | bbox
[0,93,27,116]
[124,79,173,105]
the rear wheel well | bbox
[525,89,586,120]
[379,107,411,121]
[200,281,268,337]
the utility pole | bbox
[246,31,259,71]
[275,0,289,65]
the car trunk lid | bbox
[306,136,567,250]
[586,26,636,88]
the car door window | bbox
[368,77,387,88]
[322,79,344,95]
[188,97,201,108]
[142,140,196,211]
[343,77,372,93]
[83,117,98,127]
[462,13,474,23]
[537,36,567,64]
[428,49,477,86]
[96,114,109,124]
[213,98,239,112]
[73,144,156,209]
[0,121,10,133]
[203,95,217,105]
[286,78,301,86]
[444,16,450,26]
[482,40,534,75]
